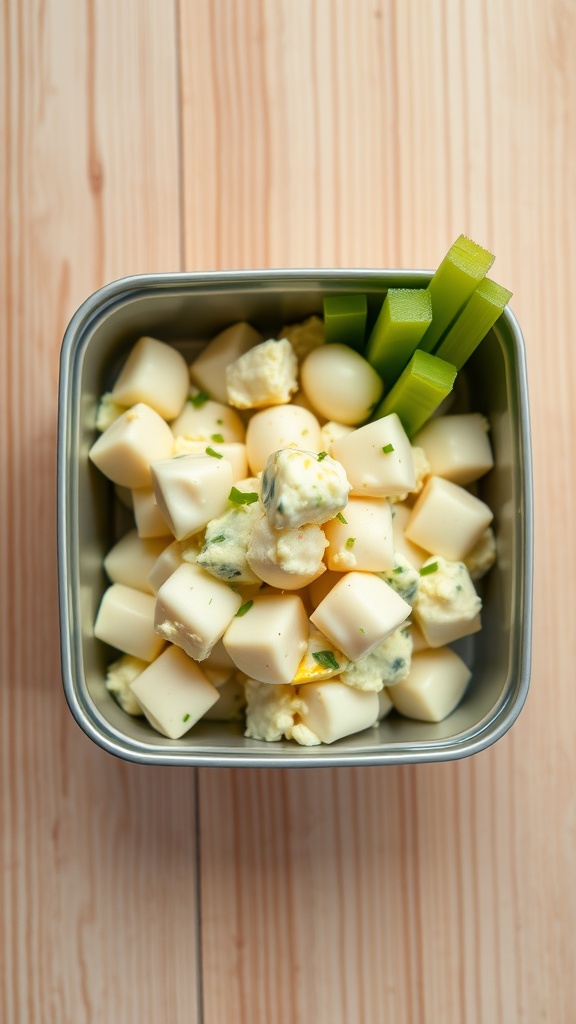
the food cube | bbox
[190,321,262,404]
[88,403,175,488]
[310,572,411,662]
[412,413,494,485]
[104,530,167,594]
[413,557,482,647]
[151,453,233,541]
[405,476,494,561]
[132,487,172,538]
[388,648,471,722]
[130,645,219,738]
[147,540,184,593]
[94,583,166,662]
[298,681,379,743]
[331,413,415,497]
[111,336,189,420]
[155,562,242,660]
[323,497,394,571]
[223,594,309,684]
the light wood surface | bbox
[1,1,574,1021]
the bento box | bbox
[57,270,533,766]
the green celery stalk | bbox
[419,235,495,353]
[373,350,457,438]
[323,294,367,351]
[434,277,513,370]
[366,288,432,385]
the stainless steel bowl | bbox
[58,270,533,766]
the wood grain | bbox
[1,2,199,1022]
[2,0,576,1021]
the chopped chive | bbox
[312,651,340,671]
[420,561,439,576]
[336,512,348,524]
[345,537,356,549]
[235,600,253,617]
[373,349,457,437]
[317,451,328,461]
[216,418,224,425]
[419,235,495,353]
[211,433,225,443]
[359,627,366,634]
[205,446,223,459]
[210,535,225,543]
[382,443,395,454]
[189,391,210,407]
[393,565,404,574]
[228,487,259,505]
[182,713,191,722]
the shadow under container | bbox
[58,270,533,767]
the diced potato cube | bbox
[89,403,175,488]
[104,530,168,594]
[323,497,394,572]
[111,336,189,420]
[173,438,248,482]
[308,569,345,608]
[190,322,262,404]
[298,681,379,743]
[310,571,411,662]
[151,454,233,541]
[132,487,172,538]
[94,583,166,662]
[147,540,184,594]
[391,502,428,570]
[223,594,309,684]
[331,413,416,498]
[155,563,242,661]
[130,645,219,738]
[412,413,493,485]
[388,648,471,722]
[377,689,394,720]
[320,420,354,453]
[405,476,493,561]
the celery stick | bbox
[366,288,432,384]
[434,277,513,370]
[418,235,495,353]
[323,294,367,351]
[373,350,457,438]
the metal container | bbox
[58,270,533,766]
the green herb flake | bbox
[420,561,439,576]
[216,418,224,425]
[393,565,404,575]
[359,627,366,634]
[382,443,395,454]
[336,512,348,524]
[317,451,328,462]
[228,487,259,505]
[188,391,210,407]
[182,713,191,723]
[210,534,226,543]
[205,446,223,459]
[235,600,254,617]
[345,537,356,549]
[211,432,225,443]
[312,651,340,671]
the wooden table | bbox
[2,2,574,1021]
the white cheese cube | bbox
[105,654,147,715]
[223,594,309,684]
[155,563,242,661]
[130,645,219,738]
[412,413,494,485]
[388,648,471,722]
[412,556,482,647]
[202,677,246,721]
[246,516,328,590]
[132,487,172,538]
[111,337,189,420]
[278,314,325,361]
[151,454,233,541]
[405,476,494,561]
[298,681,379,743]
[94,583,166,662]
[190,322,262,404]
[331,413,416,498]
[408,622,430,653]
[89,403,175,488]
[261,448,350,529]
[226,338,298,409]
[323,497,394,571]
[201,637,236,675]
[170,395,246,443]
[104,530,168,594]
[391,502,428,570]
[246,405,323,474]
[308,569,345,608]
[197,501,263,585]
[147,540,184,593]
[173,438,248,482]
[310,571,411,661]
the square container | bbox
[58,270,533,766]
